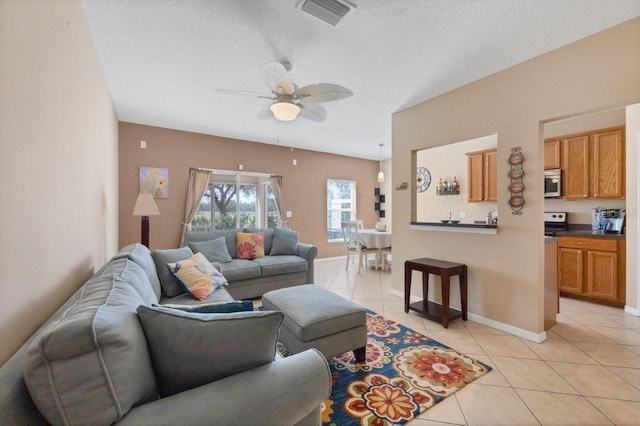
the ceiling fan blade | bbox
[215,89,273,99]
[297,83,353,103]
[298,100,327,122]
[261,62,295,96]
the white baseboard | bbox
[389,289,547,343]
[625,305,639,316]
[316,256,346,263]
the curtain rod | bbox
[190,167,273,179]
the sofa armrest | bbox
[296,243,318,284]
[118,349,331,426]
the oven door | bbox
[544,170,561,198]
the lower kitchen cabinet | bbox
[558,236,625,306]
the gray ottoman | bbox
[262,285,367,363]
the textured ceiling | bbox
[82,0,640,160]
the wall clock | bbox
[416,167,431,193]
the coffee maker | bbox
[592,208,625,234]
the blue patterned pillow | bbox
[158,301,254,314]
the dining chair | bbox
[380,246,392,270]
[341,221,377,273]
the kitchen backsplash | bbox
[544,198,626,224]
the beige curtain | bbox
[270,175,287,228]
[181,168,211,243]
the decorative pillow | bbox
[157,300,254,314]
[188,237,233,263]
[167,252,228,301]
[136,305,284,397]
[151,246,194,297]
[236,232,265,260]
[270,228,299,255]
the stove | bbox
[544,212,568,236]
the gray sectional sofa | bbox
[182,227,317,300]
[0,242,330,426]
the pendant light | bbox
[377,143,385,183]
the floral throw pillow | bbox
[236,232,264,260]
[166,252,228,300]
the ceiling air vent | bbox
[296,0,356,27]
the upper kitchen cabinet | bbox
[592,128,625,198]
[562,135,590,199]
[466,148,497,202]
[544,139,561,170]
[555,126,625,200]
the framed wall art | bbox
[139,166,169,198]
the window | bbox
[327,179,356,242]
[191,172,276,231]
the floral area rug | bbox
[321,311,492,425]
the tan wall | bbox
[392,18,640,335]
[118,123,380,257]
[625,103,640,311]
[0,0,119,365]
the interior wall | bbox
[391,18,640,335]
[0,0,119,365]
[118,123,380,258]
[625,103,640,311]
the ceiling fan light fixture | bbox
[270,101,300,121]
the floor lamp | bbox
[132,193,160,248]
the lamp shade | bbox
[270,101,300,121]
[132,193,160,216]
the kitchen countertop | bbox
[554,230,625,240]
[409,221,497,235]
[544,236,559,243]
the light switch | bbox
[459,211,466,218]
[140,140,146,149]
[286,211,293,218]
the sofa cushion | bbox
[137,306,284,397]
[184,229,238,258]
[107,258,158,305]
[244,227,274,254]
[159,285,234,306]
[158,300,254,314]
[252,255,308,277]
[236,232,265,260]
[270,228,299,255]
[114,243,162,300]
[151,246,194,297]
[24,273,158,426]
[167,252,228,300]
[187,236,233,263]
[218,259,261,282]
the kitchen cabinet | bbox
[592,128,625,198]
[544,139,561,170]
[558,236,625,306]
[466,148,497,202]
[556,126,625,200]
[562,135,590,199]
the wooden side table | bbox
[404,257,467,328]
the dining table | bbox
[357,229,392,269]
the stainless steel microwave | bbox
[544,169,562,198]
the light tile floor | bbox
[314,258,640,426]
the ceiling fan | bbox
[217,61,353,122]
